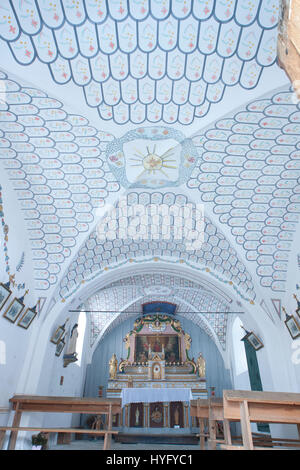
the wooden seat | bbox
[3,395,122,450]
[222,390,300,450]
[0,426,118,450]
[190,397,224,450]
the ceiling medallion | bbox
[106,126,198,189]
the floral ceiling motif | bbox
[0,0,279,125]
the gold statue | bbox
[109,353,118,379]
[197,353,206,378]
[184,332,192,351]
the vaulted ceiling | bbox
[1,0,279,126]
[0,0,298,350]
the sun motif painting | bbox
[125,140,180,185]
[106,127,199,189]
[129,145,177,182]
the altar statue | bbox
[109,353,118,379]
[197,353,206,378]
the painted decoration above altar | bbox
[105,127,198,188]
[142,301,177,316]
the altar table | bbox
[121,388,193,407]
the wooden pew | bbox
[3,395,121,450]
[0,426,118,449]
[222,390,300,450]
[190,398,224,450]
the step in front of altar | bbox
[115,432,199,445]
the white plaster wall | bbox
[2,309,90,449]
[0,174,36,424]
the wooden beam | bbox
[239,401,254,450]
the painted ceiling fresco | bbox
[0,0,279,125]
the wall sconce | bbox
[283,307,300,340]
[241,326,264,351]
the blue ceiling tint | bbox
[0,0,279,125]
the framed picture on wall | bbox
[0,283,12,311]
[17,307,37,329]
[285,314,300,340]
[55,338,65,357]
[3,297,24,323]
[50,325,66,345]
[245,332,264,351]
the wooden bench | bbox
[190,398,224,450]
[4,395,122,450]
[222,390,300,450]
[0,426,118,450]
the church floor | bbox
[49,439,209,451]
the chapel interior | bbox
[0,0,300,452]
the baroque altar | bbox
[106,314,207,433]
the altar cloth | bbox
[121,388,193,407]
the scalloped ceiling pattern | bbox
[0,70,119,290]
[105,273,206,290]
[58,191,255,302]
[188,88,300,292]
[0,0,279,125]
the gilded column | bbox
[125,405,129,427]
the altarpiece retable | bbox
[105,314,207,432]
